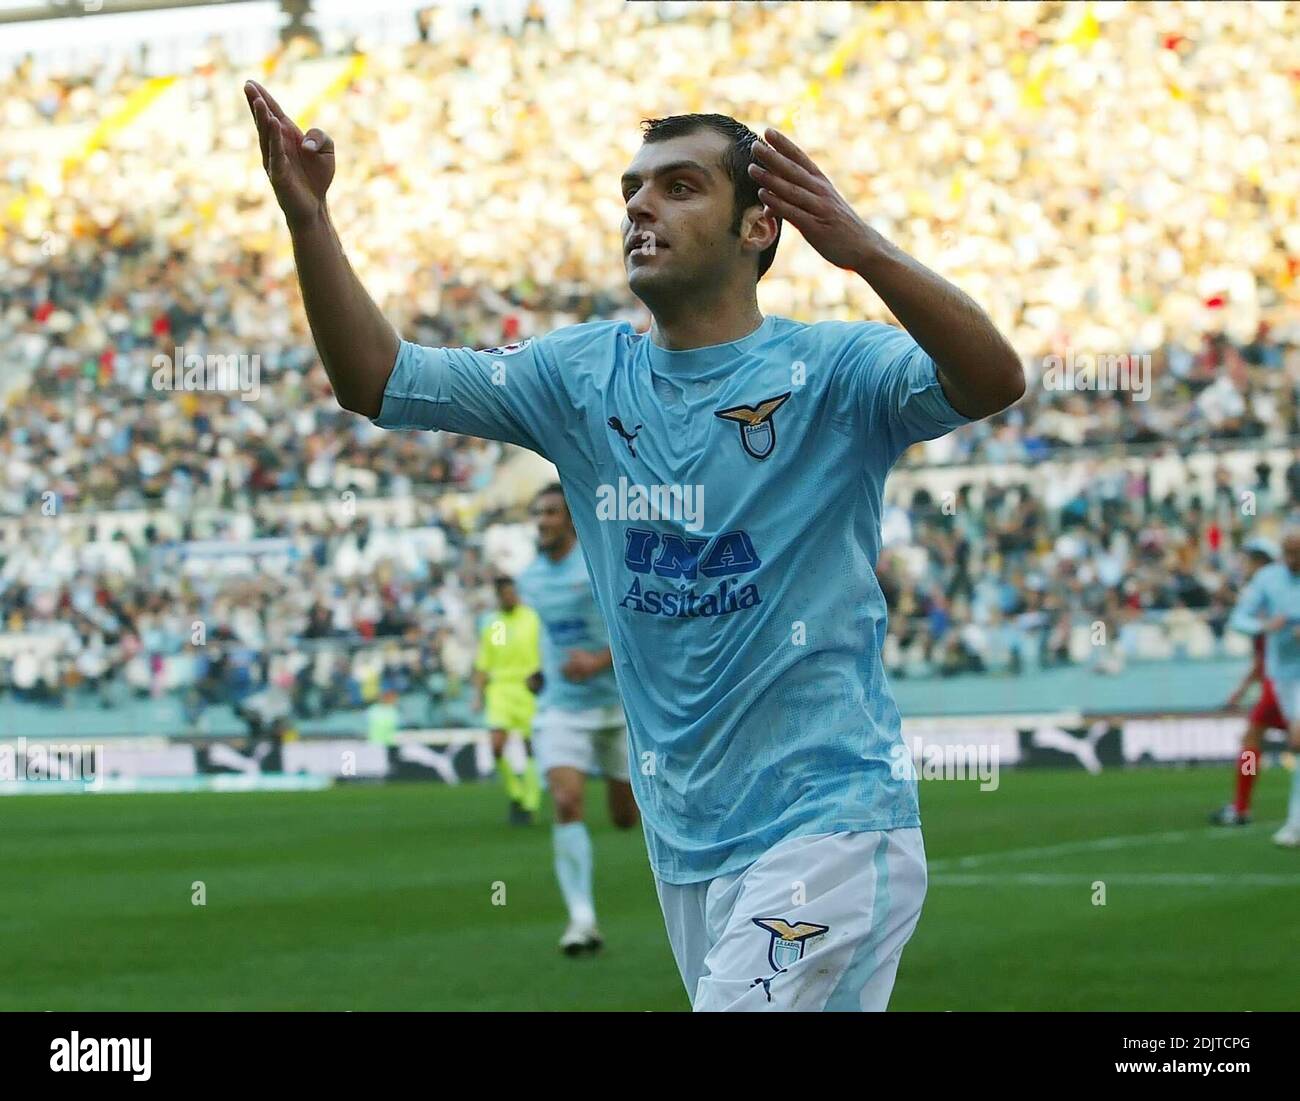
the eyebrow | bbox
[620,159,715,189]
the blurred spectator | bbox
[1,0,1298,717]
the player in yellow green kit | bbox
[472,575,543,825]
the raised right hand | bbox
[244,79,334,228]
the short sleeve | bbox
[1228,568,1270,636]
[834,322,973,463]
[370,335,565,459]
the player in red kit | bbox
[1211,537,1282,826]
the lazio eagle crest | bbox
[714,392,791,460]
[752,917,830,971]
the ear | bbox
[740,203,780,255]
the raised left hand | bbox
[748,127,876,272]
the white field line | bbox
[929,828,1218,873]
[928,826,1293,887]
[931,872,1300,887]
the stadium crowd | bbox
[1,0,1298,723]
[3,445,1294,721]
[879,454,1291,679]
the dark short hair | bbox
[492,575,516,589]
[534,482,571,525]
[639,113,781,280]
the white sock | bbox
[1286,761,1300,829]
[553,821,595,926]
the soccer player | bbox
[246,84,1025,1010]
[1211,537,1282,826]
[518,483,638,955]
[472,576,543,826]
[1228,530,1300,848]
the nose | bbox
[624,184,657,233]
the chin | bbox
[626,264,658,292]
[627,264,686,307]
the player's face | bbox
[619,130,753,307]
[496,580,518,610]
[533,492,572,553]
[1284,537,1300,575]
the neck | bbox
[647,279,763,351]
[545,532,576,562]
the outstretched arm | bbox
[244,80,398,418]
[748,127,1024,420]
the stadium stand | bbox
[1,0,1297,736]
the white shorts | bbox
[654,828,927,1012]
[533,705,630,782]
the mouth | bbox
[625,233,668,257]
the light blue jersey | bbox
[1229,560,1300,687]
[373,315,971,883]
[518,542,621,713]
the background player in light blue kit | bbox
[247,82,1025,1010]
[518,484,638,955]
[1228,528,1300,848]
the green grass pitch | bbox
[3,766,1296,1011]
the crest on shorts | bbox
[752,917,829,971]
[714,392,791,460]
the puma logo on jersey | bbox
[608,416,642,456]
[714,392,791,460]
